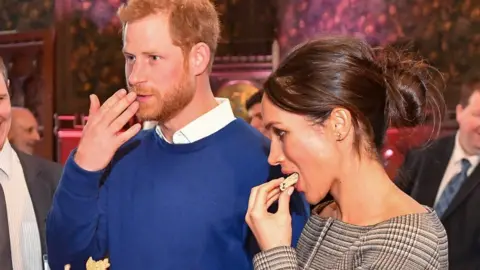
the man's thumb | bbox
[89,94,100,116]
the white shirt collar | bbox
[0,140,13,177]
[452,132,480,168]
[156,98,236,144]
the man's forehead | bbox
[16,121,37,129]
[12,107,35,119]
[123,14,169,34]
[123,28,172,51]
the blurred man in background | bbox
[0,56,61,270]
[8,107,40,155]
[395,74,480,269]
[246,90,269,138]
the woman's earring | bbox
[336,132,342,141]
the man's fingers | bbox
[115,123,142,147]
[102,92,137,125]
[109,101,139,133]
[88,94,101,116]
[98,89,128,116]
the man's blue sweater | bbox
[46,120,309,269]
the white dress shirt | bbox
[156,98,236,144]
[0,140,42,270]
[434,133,480,205]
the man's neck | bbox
[159,88,218,142]
[458,132,478,156]
[0,139,7,152]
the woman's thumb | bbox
[278,187,293,214]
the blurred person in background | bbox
[0,56,61,270]
[8,107,40,155]
[246,90,269,138]
[396,73,480,269]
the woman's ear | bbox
[330,108,352,141]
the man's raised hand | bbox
[74,89,141,171]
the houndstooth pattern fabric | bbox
[253,206,448,270]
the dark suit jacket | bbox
[14,149,62,257]
[395,134,480,270]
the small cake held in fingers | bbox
[280,173,299,191]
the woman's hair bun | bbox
[375,46,446,132]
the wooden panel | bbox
[55,0,126,115]
[0,29,55,160]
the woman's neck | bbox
[328,157,399,226]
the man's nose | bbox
[128,62,147,86]
[31,129,40,141]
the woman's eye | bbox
[273,128,286,139]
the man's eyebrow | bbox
[142,51,162,55]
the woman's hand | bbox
[246,178,295,251]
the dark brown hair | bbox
[459,73,480,107]
[246,90,264,111]
[264,36,445,155]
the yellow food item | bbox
[64,257,110,269]
[86,257,110,269]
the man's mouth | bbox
[136,95,152,102]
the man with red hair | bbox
[46,0,308,269]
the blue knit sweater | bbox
[46,120,309,269]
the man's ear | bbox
[456,104,464,123]
[189,42,210,76]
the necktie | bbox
[435,158,471,217]
[0,183,13,269]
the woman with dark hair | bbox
[245,36,448,269]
